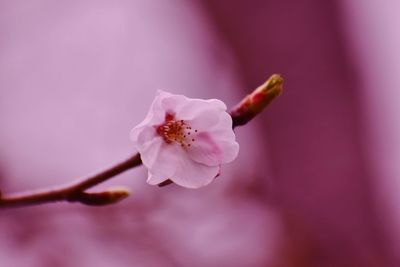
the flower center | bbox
[156,113,197,148]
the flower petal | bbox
[130,124,156,147]
[187,135,239,166]
[143,141,220,188]
[177,98,227,122]
[130,91,172,142]
[159,91,188,114]
[147,172,168,185]
[169,155,220,188]
[144,142,184,179]
[187,110,239,166]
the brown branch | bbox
[0,154,141,208]
[0,74,283,209]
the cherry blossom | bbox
[130,91,239,188]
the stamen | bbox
[156,116,198,148]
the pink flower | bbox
[130,91,239,188]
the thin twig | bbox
[0,154,141,208]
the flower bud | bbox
[73,186,131,206]
[230,74,283,127]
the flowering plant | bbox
[0,74,282,208]
[131,91,239,188]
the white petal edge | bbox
[147,172,168,185]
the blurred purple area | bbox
[0,0,398,266]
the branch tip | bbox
[230,73,283,127]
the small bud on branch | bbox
[230,74,283,127]
[69,187,131,206]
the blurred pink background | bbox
[0,0,398,266]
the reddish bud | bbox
[230,74,283,127]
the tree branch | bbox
[0,154,141,208]
[0,74,282,209]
